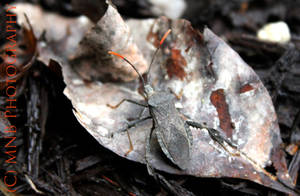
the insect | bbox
[107,29,229,174]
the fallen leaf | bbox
[57,4,298,195]
[69,2,147,82]
[9,2,93,66]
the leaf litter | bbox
[59,3,299,195]
[2,1,300,195]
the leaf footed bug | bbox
[107,29,231,175]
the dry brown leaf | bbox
[10,2,93,66]
[12,2,297,195]
[69,3,148,82]
[61,5,298,194]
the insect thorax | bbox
[144,84,154,97]
[148,91,175,107]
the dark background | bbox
[0,0,299,195]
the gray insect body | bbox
[108,30,198,173]
[108,80,193,170]
[147,89,193,170]
[108,30,242,179]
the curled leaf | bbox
[69,3,148,82]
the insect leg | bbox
[107,99,147,109]
[145,124,156,176]
[167,87,183,100]
[137,107,148,119]
[111,116,152,137]
[186,121,237,149]
[185,121,205,129]
[125,130,133,156]
[113,116,152,156]
[184,122,193,146]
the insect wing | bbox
[156,124,190,170]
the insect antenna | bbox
[108,29,171,88]
[147,29,171,83]
[108,51,146,87]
